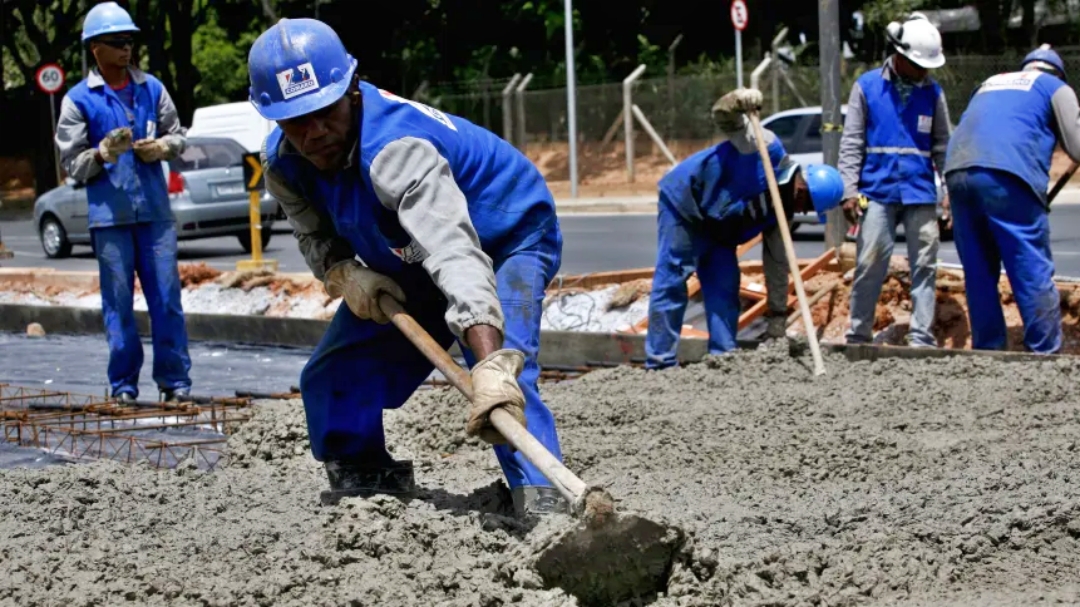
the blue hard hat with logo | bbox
[248,18,358,121]
[81,2,140,43]
[1021,45,1067,81]
[802,164,844,222]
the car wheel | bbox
[237,227,272,254]
[40,215,73,259]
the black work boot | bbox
[320,459,416,506]
[512,486,570,519]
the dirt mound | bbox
[3,347,1080,605]
[178,262,223,288]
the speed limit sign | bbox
[35,63,65,95]
[730,0,749,31]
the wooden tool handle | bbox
[378,293,588,504]
[747,111,827,376]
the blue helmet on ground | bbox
[1021,45,1067,81]
[803,164,844,222]
[81,2,140,43]
[248,18,358,122]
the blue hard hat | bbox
[81,2,140,43]
[803,164,844,222]
[248,18,358,121]
[1022,46,1067,81]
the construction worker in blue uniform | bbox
[248,18,566,517]
[54,2,192,403]
[944,46,1080,354]
[838,13,951,348]
[644,88,844,369]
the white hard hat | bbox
[886,13,945,69]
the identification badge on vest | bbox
[389,240,427,264]
[146,120,157,139]
[917,115,933,134]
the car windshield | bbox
[764,115,802,150]
[169,140,245,172]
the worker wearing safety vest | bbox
[944,47,1080,354]
[838,13,951,348]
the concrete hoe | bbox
[378,294,685,606]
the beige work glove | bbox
[133,138,171,163]
[323,259,406,324]
[713,87,764,115]
[467,349,527,445]
[98,127,133,163]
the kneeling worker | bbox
[644,88,844,369]
[248,19,567,517]
[944,46,1080,354]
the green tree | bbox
[191,9,254,106]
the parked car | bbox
[760,106,952,240]
[34,136,279,259]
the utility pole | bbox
[818,0,845,252]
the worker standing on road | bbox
[839,13,951,348]
[54,2,192,403]
[644,88,844,369]
[248,18,567,517]
[944,46,1080,354]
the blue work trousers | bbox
[92,221,192,397]
[846,201,940,347]
[299,227,564,491]
[645,199,741,369]
[946,167,1061,354]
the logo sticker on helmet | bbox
[276,62,320,100]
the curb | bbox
[554,196,657,215]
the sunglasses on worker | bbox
[95,37,134,49]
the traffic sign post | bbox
[236,152,278,272]
[36,63,66,186]
[730,0,748,88]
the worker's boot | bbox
[512,486,571,519]
[113,391,137,406]
[320,458,415,506]
[160,387,190,403]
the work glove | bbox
[98,127,133,163]
[323,259,406,324]
[467,349,527,445]
[716,88,764,114]
[133,138,171,163]
[841,197,862,226]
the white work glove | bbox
[323,259,406,324]
[467,349,527,445]
[133,138,171,163]
[97,127,133,163]
[715,87,764,114]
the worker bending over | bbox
[644,88,844,369]
[55,2,192,403]
[839,13,951,348]
[248,18,567,517]
[944,46,1080,354]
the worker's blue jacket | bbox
[945,70,1068,204]
[857,69,943,205]
[59,69,174,228]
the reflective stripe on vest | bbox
[866,147,931,158]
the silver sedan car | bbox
[34,136,280,259]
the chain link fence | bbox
[428,53,1079,187]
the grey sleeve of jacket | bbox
[55,96,103,182]
[262,155,356,282]
[838,82,868,201]
[1052,85,1080,163]
[762,223,790,315]
[368,137,504,339]
[931,90,952,176]
[155,87,187,159]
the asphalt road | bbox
[5,205,1080,278]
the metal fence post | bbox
[623,64,647,182]
[770,27,788,116]
[502,73,522,143]
[514,73,534,152]
[818,0,846,252]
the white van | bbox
[187,101,275,153]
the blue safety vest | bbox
[857,68,942,205]
[65,71,172,228]
[945,71,1065,204]
[265,81,557,274]
[658,136,791,246]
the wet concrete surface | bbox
[2,342,1079,605]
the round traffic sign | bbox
[35,63,65,94]
[730,0,749,31]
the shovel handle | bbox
[378,293,589,504]
[747,110,827,376]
